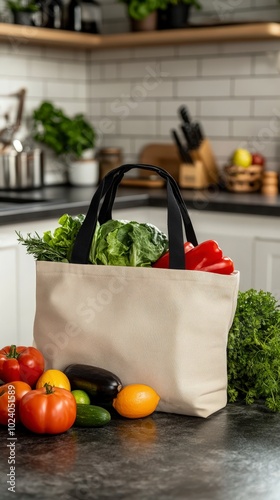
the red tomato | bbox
[19,384,77,435]
[0,381,31,425]
[0,345,45,387]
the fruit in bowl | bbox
[251,153,265,167]
[231,148,252,168]
[224,148,265,193]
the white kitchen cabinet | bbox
[253,239,280,303]
[0,218,59,346]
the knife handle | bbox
[178,105,191,124]
[171,129,193,164]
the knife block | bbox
[190,139,219,185]
[179,160,209,189]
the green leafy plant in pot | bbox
[32,101,98,186]
[119,0,166,31]
[6,0,39,25]
[158,0,201,30]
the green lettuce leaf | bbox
[90,219,168,267]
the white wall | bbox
[0,0,280,180]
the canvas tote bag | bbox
[34,164,240,418]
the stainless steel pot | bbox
[0,149,44,190]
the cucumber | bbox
[64,364,122,404]
[75,404,111,427]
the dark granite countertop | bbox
[0,184,280,225]
[0,403,279,500]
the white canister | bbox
[68,159,99,186]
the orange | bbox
[112,383,160,419]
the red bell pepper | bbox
[153,240,234,275]
[198,257,234,275]
[0,345,45,387]
[152,241,194,269]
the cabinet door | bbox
[254,239,280,302]
[0,238,19,345]
[0,218,59,346]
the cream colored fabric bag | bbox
[34,165,240,418]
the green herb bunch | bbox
[32,102,96,159]
[6,0,38,12]
[227,289,280,412]
[16,214,85,263]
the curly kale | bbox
[227,289,280,412]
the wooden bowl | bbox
[223,164,263,193]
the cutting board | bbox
[120,143,181,187]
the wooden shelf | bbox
[1,22,280,51]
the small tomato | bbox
[36,369,71,391]
[19,384,77,434]
[0,381,31,425]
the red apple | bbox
[251,153,265,167]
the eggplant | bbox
[64,364,122,403]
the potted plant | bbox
[32,101,98,186]
[158,0,201,30]
[119,0,165,32]
[6,0,39,26]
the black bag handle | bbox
[70,164,198,269]
[98,164,197,245]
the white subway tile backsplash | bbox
[43,47,86,62]
[253,53,280,75]
[103,99,157,118]
[8,43,43,58]
[177,78,231,98]
[158,99,197,118]
[60,62,87,81]
[201,56,252,77]
[0,78,44,98]
[90,81,130,99]
[130,80,173,99]
[101,63,118,80]
[46,81,77,99]
[253,98,280,116]
[75,83,88,99]
[232,118,276,137]
[234,76,280,96]
[89,64,102,80]
[200,99,251,117]
[91,48,133,62]
[158,118,183,137]
[200,119,230,138]
[55,100,88,116]
[95,117,118,138]
[161,59,198,78]
[0,42,10,54]
[89,101,102,117]
[159,117,229,138]
[0,55,28,77]
[29,59,60,79]
[98,136,132,155]
[177,44,222,57]
[1,0,280,181]
[119,61,160,80]
[120,119,157,136]
[132,46,176,59]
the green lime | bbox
[71,389,91,405]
